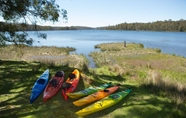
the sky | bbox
[1,0,186,27]
[46,0,186,27]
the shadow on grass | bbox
[81,85,186,118]
[82,70,126,87]
[121,87,186,118]
[0,60,82,118]
[1,60,185,118]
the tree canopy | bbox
[103,19,186,32]
[0,0,67,46]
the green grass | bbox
[0,60,131,118]
[0,43,186,118]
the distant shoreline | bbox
[1,19,186,32]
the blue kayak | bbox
[30,69,49,104]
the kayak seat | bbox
[37,79,45,84]
[50,79,58,87]
[68,73,76,80]
[110,94,119,99]
[103,89,109,92]
[55,71,63,77]
[69,73,76,79]
[62,82,72,89]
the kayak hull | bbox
[43,71,64,102]
[30,69,49,104]
[75,89,131,116]
[73,85,120,106]
[62,69,80,100]
[66,83,112,99]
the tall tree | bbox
[0,0,67,45]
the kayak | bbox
[30,69,49,104]
[43,71,64,102]
[73,84,120,106]
[66,82,112,99]
[75,88,131,117]
[62,69,80,100]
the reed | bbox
[91,42,186,108]
[143,70,186,105]
[0,45,75,60]
[0,45,89,69]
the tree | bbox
[0,0,67,46]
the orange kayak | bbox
[73,85,120,106]
[43,71,64,102]
[62,69,80,100]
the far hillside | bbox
[99,19,186,32]
[1,19,186,32]
[0,22,93,31]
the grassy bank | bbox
[0,43,186,118]
[91,42,186,116]
[0,45,89,70]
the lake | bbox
[29,30,186,67]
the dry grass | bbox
[80,73,94,87]
[91,42,186,106]
[108,64,125,76]
[0,45,89,70]
[91,42,186,81]
[144,70,186,105]
[0,45,75,60]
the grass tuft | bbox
[143,70,186,105]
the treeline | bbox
[101,19,186,32]
[0,22,93,31]
[1,19,186,32]
[22,25,93,31]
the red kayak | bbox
[62,69,80,100]
[43,71,64,102]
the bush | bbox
[155,48,161,53]
[139,43,144,48]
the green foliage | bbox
[155,48,161,53]
[104,19,186,32]
[0,0,68,46]
[139,43,144,48]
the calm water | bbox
[29,30,186,67]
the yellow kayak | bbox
[73,85,120,106]
[75,89,131,117]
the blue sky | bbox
[0,0,185,27]
[50,0,186,27]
